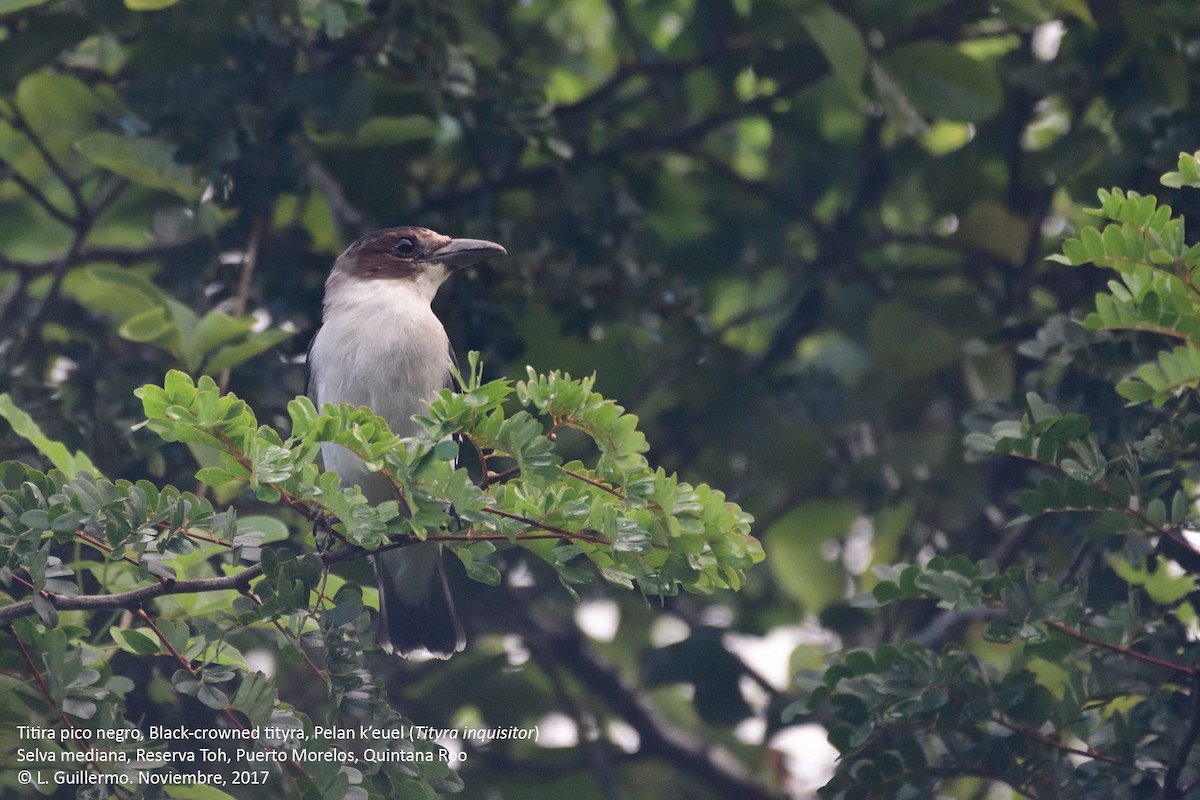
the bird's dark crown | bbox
[335,227,453,280]
[332,227,506,283]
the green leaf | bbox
[882,41,1003,122]
[111,629,161,656]
[118,306,179,346]
[869,301,959,377]
[124,0,181,9]
[0,0,52,12]
[196,683,230,710]
[238,515,290,543]
[1108,554,1196,604]
[1162,151,1200,189]
[312,115,440,147]
[16,71,113,141]
[802,7,867,92]
[75,132,202,199]
[462,559,501,586]
[1147,498,1167,527]
[0,394,100,478]
[183,311,256,372]
[32,593,58,627]
[1115,379,1157,403]
[65,265,171,321]
[765,499,853,610]
[228,671,277,728]
[202,328,293,374]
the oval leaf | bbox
[76,132,201,198]
[882,41,1002,122]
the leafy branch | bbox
[809,153,1200,798]
[0,354,761,798]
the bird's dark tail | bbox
[373,541,465,659]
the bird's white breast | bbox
[309,277,451,501]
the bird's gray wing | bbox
[305,329,319,404]
[446,340,461,392]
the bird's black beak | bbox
[428,237,507,270]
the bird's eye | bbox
[394,237,416,255]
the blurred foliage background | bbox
[2,0,1199,797]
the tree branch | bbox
[1164,670,1200,799]
[481,506,613,545]
[553,37,760,121]
[5,104,86,215]
[1,240,207,275]
[991,711,1127,766]
[1045,620,1194,678]
[0,154,74,227]
[0,512,619,628]
[0,543,365,627]
[516,609,778,800]
[412,67,823,217]
[525,626,629,800]
[304,159,373,237]
[6,625,95,766]
[0,269,32,335]
[219,215,269,392]
[6,176,127,365]
[6,223,89,365]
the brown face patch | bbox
[335,227,454,281]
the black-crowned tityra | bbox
[307,227,506,658]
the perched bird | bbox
[307,226,506,658]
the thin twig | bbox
[8,176,126,365]
[0,542,362,627]
[553,37,759,120]
[483,466,521,486]
[481,506,612,545]
[526,619,628,800]
[0,269,31,335]
[563,468,623,498]
[991,711,1127,766]
[6,624,89,741]
[305,160,372,236]
[1045,621,1193,678]
[0,154,74,227]
[135,607,197,674]
[8,625,53,700]
[412,69,822,217]
[6,227,89,364]
[238,589,327,681]
[219,216,269,392]
[6,104,86,214]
